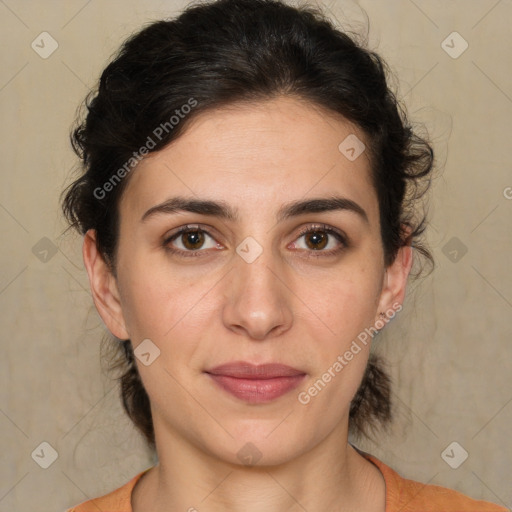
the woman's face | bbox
[87,96,410,465]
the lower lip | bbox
[207,374,306,403]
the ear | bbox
[82,229,130,340]
[375,226,414,322]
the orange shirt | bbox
[66,453,507,511]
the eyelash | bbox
[162,223,348,259]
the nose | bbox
[221,247,293,341]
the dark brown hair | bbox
[62,0,434,450]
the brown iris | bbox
[305,230,328,250]
[181,230,205,250]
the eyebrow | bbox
[141,195,369,224]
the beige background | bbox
[0,0,511,511]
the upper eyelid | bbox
[164,224,221,243]
[296,224,346,239]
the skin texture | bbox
[83,96,412,512]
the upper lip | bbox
[205,361,305,379]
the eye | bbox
[163,225,222,257]
[291,224,347,256]
[163,223,348,259]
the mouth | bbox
[204,361,306,404]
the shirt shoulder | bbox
[65,468,151,512]
[363,453,508,512]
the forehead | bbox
[119,96,378,225]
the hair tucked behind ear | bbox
[63,0,434,449]
[103,338,155,449]
[349,354,392,439]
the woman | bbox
[62,0,506,510]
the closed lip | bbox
[205,361,305,379]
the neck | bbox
[132,421,385,512]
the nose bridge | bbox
[222,235,293,339]
[238,245,280,297]
[235,237,284,308]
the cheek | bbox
[298,261,382,346]
[116,252,219,345]
[294,270,380,422]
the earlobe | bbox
[82,229,130,340]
